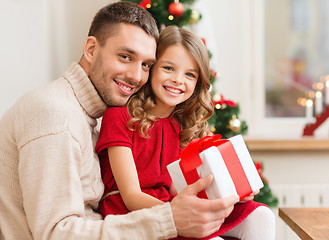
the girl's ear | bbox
[83,36,97,64]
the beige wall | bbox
[0,0,115,116]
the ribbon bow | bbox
[179,134,223,173]
[178,134,227,198]
[178,134,252,200]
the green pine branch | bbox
[122,0,201,29]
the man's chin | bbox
[106,98,129,107]
[108,103,127,107]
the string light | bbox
[316,90,322,98]
[306,99,313,107]
[297,97,307,107]
[318,82,324,90]
[213,93,221,102]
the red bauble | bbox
[168,2,184,17]
[139,0,151,9]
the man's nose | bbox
[126,64,143,85]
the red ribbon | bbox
[178,135,252,200]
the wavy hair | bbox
[127,25,213,148]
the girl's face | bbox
[150,44,199,118]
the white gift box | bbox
[167,135,264,200]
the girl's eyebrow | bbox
[188,68,199,73]
[158,60,198,73]
[158,60,174,65]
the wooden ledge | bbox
[245,137,329,151]
[279,208,329,240]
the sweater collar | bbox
[63,62,107,118]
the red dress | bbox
[96,106,180,216]
[96,106,266,240]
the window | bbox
[247,0,329,137]
[265,0,329,118]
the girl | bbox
[96,25,275,240]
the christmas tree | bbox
[253,162,279,208]
[123,0,278,208]
[208,94,248,139]
[127,0,201,29]
[208,94,278,208]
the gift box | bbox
[167,134,263,200]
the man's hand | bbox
[170,175,239,238]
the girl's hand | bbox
[169,182,178,196]
[239,189,260,203]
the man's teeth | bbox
[118,82,132,91]
[165,86,181,94]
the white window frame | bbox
[244,0,317,138]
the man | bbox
[0,2,238,239]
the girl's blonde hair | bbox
[127,25,213,148]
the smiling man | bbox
[0,2,238,240]
[82,23,156,107]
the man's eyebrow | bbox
[148,59,156,64]
[119,47,156,63]
[119,47,136,55]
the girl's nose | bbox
[172,74,183,85]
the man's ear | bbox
[83,36,97,64]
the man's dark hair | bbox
[88,1,159,46]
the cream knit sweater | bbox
[0,62,177,240]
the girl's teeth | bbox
[166,87,181,94]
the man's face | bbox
[89,23,156,107]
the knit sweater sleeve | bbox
[13,75,177,239]
[19,129,177,240]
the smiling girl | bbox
[96,25,213,215]
[95,25,275,240]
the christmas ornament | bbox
[160,24,166,31]
[212,94,236,108]
[210,69,217,82]
[121,0,201,29]
[228,115,241,133]
[208,95,247,138]
[189,9,200,24]
[138,0,151,9]
[168,0,184,18]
